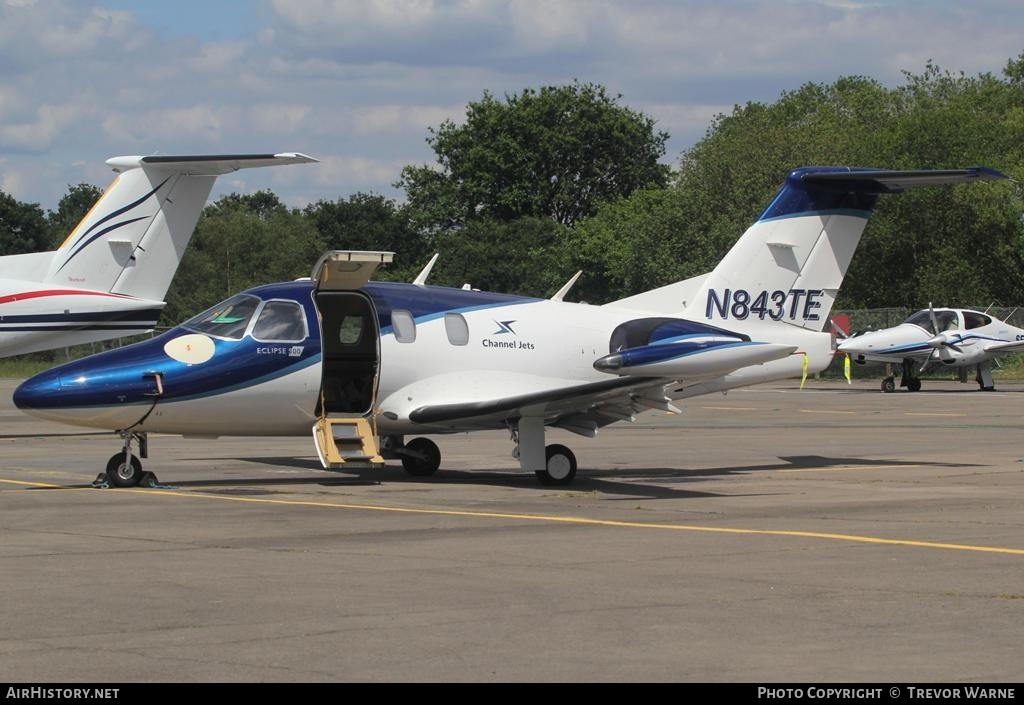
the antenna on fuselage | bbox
[550,270,583,302]
[412,253,439,286]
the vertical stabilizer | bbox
[45,153,317,301]
[608,167,1005,334]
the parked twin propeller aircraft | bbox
[13,166,1006,486]
[838,306,1024,392]
[0,152,316,357]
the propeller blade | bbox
[928,302,939,335]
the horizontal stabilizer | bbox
[799,167,1006,194]
[106,152,318,174]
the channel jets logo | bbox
[482,320,535,350]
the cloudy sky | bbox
[1,0,1022,212]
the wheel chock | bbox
[138,471,176,489]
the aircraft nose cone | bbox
[13,369,62,410]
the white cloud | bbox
[102,105,234,145]
[185,40,247,72]
[0,103,84,151]
[312,154,407,190]
[249,103,313,134]
[1,0,1022,213]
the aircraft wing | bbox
[384,372,668,433]
[982,339,1024,354]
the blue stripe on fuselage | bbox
[21,280,540,408]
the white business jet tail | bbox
[608,167,1006,334]
[44,153,317,301]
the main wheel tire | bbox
[907,378,921,392]
[105,453,143,488]
[881,378,896,393]
[401,437,441,476]
[535,444,577,486]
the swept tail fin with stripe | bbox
[608,167,1006,334]
[0,153,317,357]
[46,153,317,300]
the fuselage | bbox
[14,279,832,436]
[0,279,164,357]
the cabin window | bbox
[338,315,364,345]
[252,300,307,342]
[392,310,416,343]
[963,312,991,330]
[444,312,469,346]
[183,294,260,340]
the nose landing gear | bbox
[102,431,149,488]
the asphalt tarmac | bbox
[1,377,1021,682]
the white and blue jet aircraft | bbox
[838,306,1024,392]
[0,152,316,357]
[13,166,1005,487]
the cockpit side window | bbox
[252,300,308,342]
[905,310,934,334]
[905,310,959,335]
[963,312,991,330]
[182,294,261,340]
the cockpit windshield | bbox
[904,309,959,335]
[182,294,261,340]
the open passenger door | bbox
[310,251,393,470]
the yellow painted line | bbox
[905,412,967,417]
[702,406,758,411]
[777,464,924,474]
[1,478,1021,557]
[0,478,68,488]
[798,409,856,415]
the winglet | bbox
[413,253,440,286]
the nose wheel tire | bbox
[105,453,143,488]
[907,378,921,392]
[535,444,577,486]
[881,377,896,393]
[401,437,441,476]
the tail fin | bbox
[45,153,317,300]
[609,167,1005,331]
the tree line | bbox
[3,59,1023,338]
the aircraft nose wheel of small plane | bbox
[401,437,441,476]
[881,377,896,393]
[105,453,143,488]
[907,378,921,392]
[535,444,577,486]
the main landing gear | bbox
[882,361,997,392]
[384,425,580,486]
[512,417,578,486]
[538,444,578,486]
[382,435,442,476]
